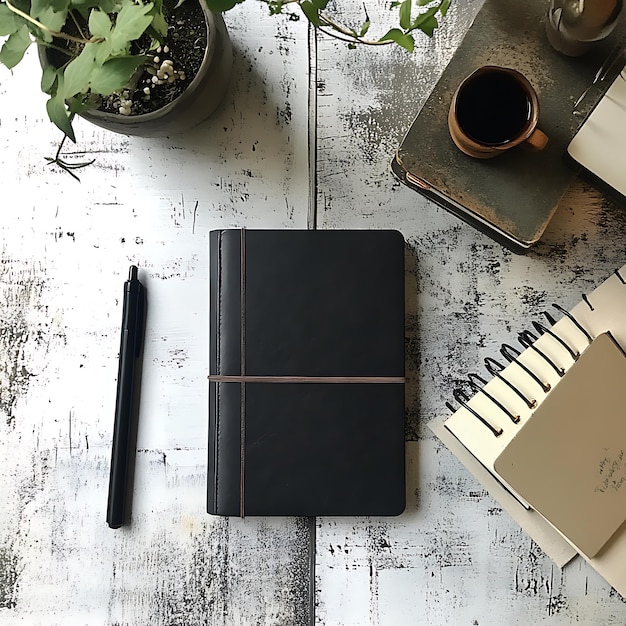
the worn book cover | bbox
[392,0,625,252]
[207,229,406,517]
[567,61,626,204]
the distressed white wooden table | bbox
[1,1,625,624]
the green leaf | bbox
[267,1,284,16]
[88,10,112,38]
[439,0,451,16]
[0,4,23,36]
[72,0,117,12]
[46,93,75,142]
[311,0,329,9]
[300,0,320,26]
[359,19,371,37]
[203,0,244,11]
[149,12,168,38]
[379,28,415,52]
[0,25,31,69]
[62,43,98,99]
[411,5,439,28]
[93,39,113,65]
[33,6,68,33]
[33,0,69,14]
[416,0,432,6]
[31,0,70,32]
[88,54,147,95]
[399,0,412,30]
[417,14,438,36]
[109,3,154,52]
[41,64,58,94]
[67,92,99,114]
[6,0,31,10]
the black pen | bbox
[107,265,146,529]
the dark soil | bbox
[98,0,207,115]
[47,0,207,116]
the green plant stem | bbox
[68,8,88,41]
[318,16,392,46]
[3,0,100,45]
[276,0,411,47]
[40,41,75,58]
[45,133,95,181]
[272,0,450,47]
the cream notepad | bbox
[494,332,626,559]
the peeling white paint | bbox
[314,0,626,623]
[1,0,626,624]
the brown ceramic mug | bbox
[448,66,548,159]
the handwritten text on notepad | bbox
[596,450,626,494]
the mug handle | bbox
[524,128,549,151]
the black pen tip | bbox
[129,265,138,281]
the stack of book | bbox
[392,0,626,251]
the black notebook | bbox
[207,229,406,517]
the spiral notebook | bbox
[430,263,626,594]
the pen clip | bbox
[131,275,145,359]
[136,290,145,358]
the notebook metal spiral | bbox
[433,264,626,585]
[445,267,626,438]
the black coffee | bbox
[456,71,532,145]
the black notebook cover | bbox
[207,229,406,517]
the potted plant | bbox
[0,0,450,175]
[0,0,232,174]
